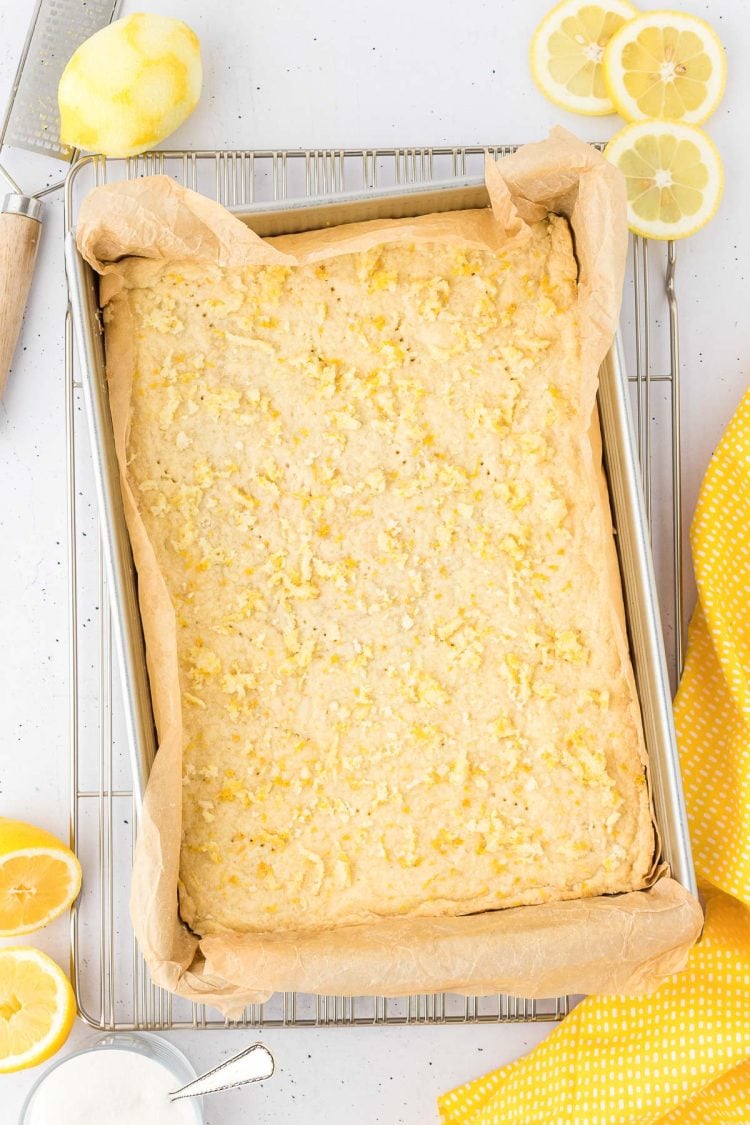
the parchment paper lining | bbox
[77,129,701,1017]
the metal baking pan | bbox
[64,177,697,898]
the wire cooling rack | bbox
[64,146,683,1030]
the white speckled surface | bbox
[1,0,748,1121]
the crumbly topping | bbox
[121,216,651,934]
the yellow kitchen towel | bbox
[439,385,750,1125]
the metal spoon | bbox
[169,1042,274,1101]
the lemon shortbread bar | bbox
[110,214,653,935]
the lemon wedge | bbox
[0,948,76,1073]
[58,12,202,158]
[530,0,639,116]
[603,10,726,124]
[605,121,723,239]
[0,818,82,937]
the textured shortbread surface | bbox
[111,215,653,935]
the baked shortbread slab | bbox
[112,214,653,935]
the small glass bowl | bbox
[19,1031,204,1125]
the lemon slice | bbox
[603,10,726,124]
[605,121,723,240]
[530,0,639,116]
[0,818,82,937]
[0,947,76,1073]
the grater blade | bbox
[1,0,121,162]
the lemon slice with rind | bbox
[603,10,726,124]
[0,948,76,1073]
[605,121,723,240]
[0,818,82,937]
[531,0,639,116]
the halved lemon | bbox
[0,818,82,937]
[605,121,723,240]
[603,10,726,124]
[0,947,76,1072]
[530,0,639,116]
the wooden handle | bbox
[0,197,42,398]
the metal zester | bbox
[0,0,121,396]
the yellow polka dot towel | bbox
[439,386,750,1124]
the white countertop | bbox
[1,0,748,1121]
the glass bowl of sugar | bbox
[19,1031,203,1125]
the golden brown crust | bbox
[114,215,653,935]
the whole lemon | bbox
[58,12,202,158]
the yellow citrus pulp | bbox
[605,120,723,239]
[0,818,82,937]
[530,0,639,115]
[0,948,75,1073]
[603,10,726,124]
